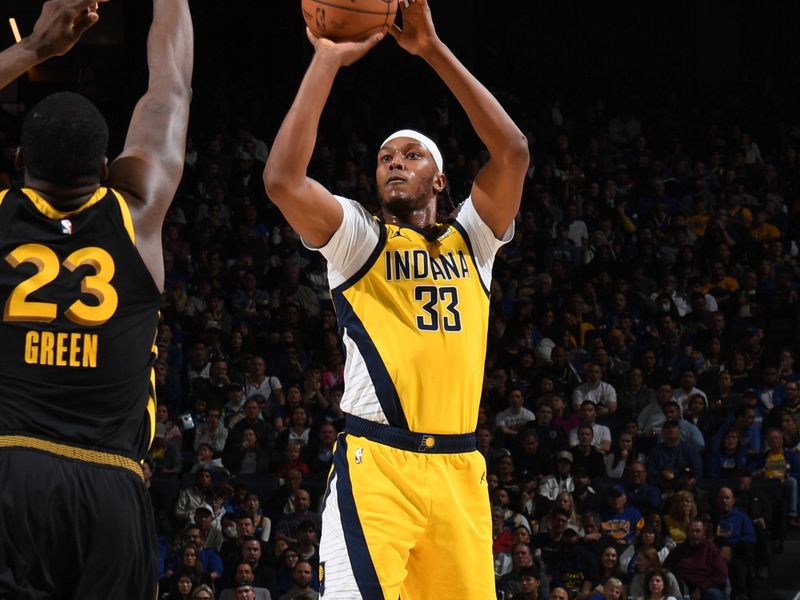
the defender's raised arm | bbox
[107,0,193,288]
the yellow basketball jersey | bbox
[332,221,489,435]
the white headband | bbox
[380,129,444,173]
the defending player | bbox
[0,0,192,597]
[263,0,528,597]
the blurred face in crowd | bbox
[520,572,540,595]
[177,576,192,596]
[237,517,254,538]
[718,487,735,514]
[242,539,261,563]
[235,563,254,582]
[688,521,706,546]
[292,561,313,588]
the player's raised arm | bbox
[0,0,108,91]
[389,0,529,237]
[263,30,383,248]
[107,0,193,286]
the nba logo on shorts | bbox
[355,448,363,464]
[60,219,73,234]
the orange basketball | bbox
[301,0,398,41]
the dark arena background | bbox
[2,1,800,598]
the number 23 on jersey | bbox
[4,243,118,326]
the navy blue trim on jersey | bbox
[334,436,385,600]
[332,225,387,295]
[346,414,476,453]
[451,220,490,298]
[331,291,409,429]
[319,432,345,515]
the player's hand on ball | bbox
[390,0,438,56]
[306,28,384,67]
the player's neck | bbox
[381,202,437,230]
[25,176,102,211]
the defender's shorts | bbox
[0,440,157,600]
[319,415,493,599]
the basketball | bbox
[301,0,398,42]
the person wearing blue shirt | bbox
[624,461,661,514]
[647,419,703,489]
[713,486,755,599]
[601,485,644,547]
[713,405,761,469]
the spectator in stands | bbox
[570,424,607,480]
[496,387,536,444]
[276,488,320,543]
[624,462,661,514]
[627,546,682,598]
[663,519,728,600]
[647,419,703,489]
[277,560,318,600]
[601,484,644,547]
[572,363,618,419]
[663,491,698,545]
[661,401,705,452]
[712,486,755,599]
[175,469,215,525]
[194,406,229,454]
[498,543,549,599]
[605,431,645,480]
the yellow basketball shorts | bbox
[318,415,494,599]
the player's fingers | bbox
[64,0,108,9]
[305,27,320,46]
[71,10,99,37]
[387,23,403,39]
[363,32,385,49]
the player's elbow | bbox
[263,158,300,204]
[502,131,530,169]
[263,161,288,202]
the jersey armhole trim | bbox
[331,225,388,294]
[451,220,490,298]
[110,189,136,244]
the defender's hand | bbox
[306,28,384,67]
[23,0,108,60]
[389,0,439,56]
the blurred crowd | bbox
[3,62,800,600]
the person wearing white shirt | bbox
[568,401,611,453]
[496,388,535,438]
[572,362,617,417]
[672,370,709,412]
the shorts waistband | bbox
[0,435,144,481]
[345,414,476,453]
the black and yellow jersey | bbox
[0,187,160,461]
[320,196,510,436]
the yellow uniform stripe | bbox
[21,187,108,219]
[0,189,9,208]
[111,189,136,244]
[0,435,143,481]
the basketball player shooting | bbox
[263,0,529,597]
[0,0,192,597]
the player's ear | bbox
[14,147,24,170]
[99,157,109,181]
[433,172,446,194]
